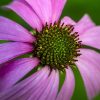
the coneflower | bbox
[0,0,100,100]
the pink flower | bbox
[0,0,100,100]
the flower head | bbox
[0,0,100,100]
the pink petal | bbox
[25,0,52,25]
[61,16,76,25]
[39,70,59,100]
[28,69,56,100]
[0,67,50,100]
[56,68,75,100]
[51,0,67,23]
[6,1,42,31]
[79,26,100,49]
[17,67,50,100]
[0,42,33,64]
[46,71,59,100]
[0,57,39,92]
[76,49,100,99]
[74,14,95,35]
[0,16,36,43]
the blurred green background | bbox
[0,0,100,100]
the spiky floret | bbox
[34,22,82,71]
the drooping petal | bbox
[25,0,52,25]
[0,16,36,43]
[79,27,100,49]
[76,49,100,99]
[0,57,39,92]
[51,0,67,23]
[0,67,50,100]
[61,16,76,25]
[39,70,59,100]
[0,42,33,64]
[28,69,57,100]
[74,14,95,35]
[6,1,42,31]
[56,68,75,100]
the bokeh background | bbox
[0,0,100,100]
